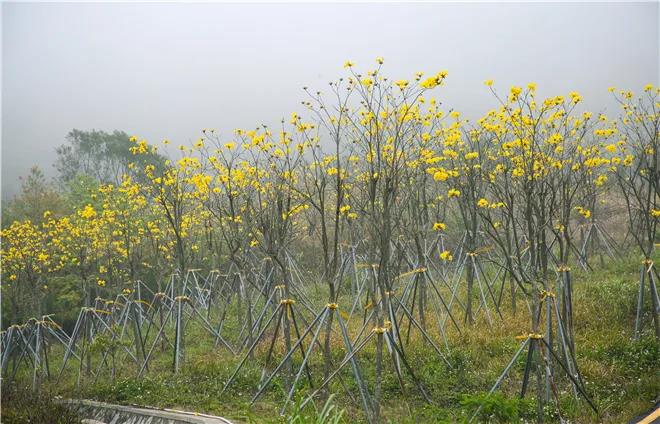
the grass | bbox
[4,254,659,423]
[0,384,81,424]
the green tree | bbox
[2,166,64,226]
[55,129,166,185]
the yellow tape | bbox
[135,299,152,308]
[37,320,62,329]
[515,332,544,341]
[396,268,426,280]
[475,245,494,255]
[540,290,556,300]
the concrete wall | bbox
[62,399,234,424]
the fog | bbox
[2,1,658,199]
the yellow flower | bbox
[376,57,384,65]
[569,91,582,104]
[97,279,106,287]
[343,60,354,68]
[447,188,461,198]
[420,76,440,89]
[509,86,523,101]
[575,206,591,219]
[644,83,653,92]
[651,209,660,218]
[80,204,97,219]
[395,80,409,90]
[484,79,494,87]
[250,239,259,247]
[224,142,236,150]
[477,198,489,208]
[433,169,449,182]
[512,168,524,178]
[594,175,607,187]
[420,72,446,90]
[439,250,453,261]
[433,222,446,231]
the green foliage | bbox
[90,325,131,355]
[459,392,534,423]
[63,174,100,211]
[287,394,345,424]
[41,275,83,328]
[592,336,660,375]
[55,129,166,186]
[0,384,80,424]
[2,166,64,225]
[91,377,161,403]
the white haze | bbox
[2,1,658,199]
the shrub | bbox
[1,384,80,424]
[459,392,534,423]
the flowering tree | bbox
[611,85,660,338]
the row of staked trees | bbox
[1,60,658,420]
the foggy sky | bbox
[2,2,659,199]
